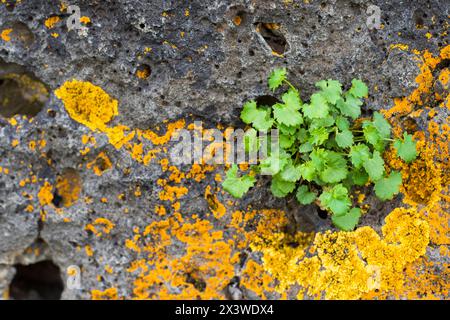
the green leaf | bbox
[373,112,391,139]
[279,123,297,135]
[309,115,335,129]
[222,164,256,198]
[320,151,348,183]
[319,184,351,216]
[280,162,302,182]
[315,79,342,104]
[273,102,303,127]
[281,88,302,110]
[348,79,368,98]
[279,136,295,149]
[310,148,328,172]
[336,94,362,119]
[268,68,287,91]
[351,167,369,186]
[260,151,289,175]
[299,161,316,181]
[331,208,361,231]
[394,133,417,163]
[362,122,379,145]
[363,150,385,181]
[303,93,329,119]
[240,100,273,131]
[349,144,370,169]
[309,127,329,146]
[296,185,317,205]
[296,128,308,142]
[244,128,259,153]
[336,116,350,131]
[335,129,354,148]
[362,121,385,151]
[374,171,402,200]
[299,142,313,153]
[271,175,296,197]
[279,133,295,149]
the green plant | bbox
[223,68,418,231]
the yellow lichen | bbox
[45,16,61,29]
[80,16,91,24]
[204,185,226,219]
[86,152,112,176]
[85,218,115,237]
[1,28,12,41]
[91,287,119,300]
[55,80,118,132]
[55,169,81,207]
[38,182,53,206]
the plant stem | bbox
[283,79,297,91]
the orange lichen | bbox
[252,208,429,300]
[1,28,12,41]
[158,184,188,202]
[55,80,118,131]
[383,46,449,118]
[204,185,226,219]
[80,16,91,24]
[87,152,112,176]
[240,260,275,299]
[38,182,53,206]
[186,163,215,182]
[86,218,115,237]
[91,287,119,300]
[55,169,81,207]
[139,120,185,145]
[438,68,449,89]
[44,16,61,29]
[135,66,150,79]
[386,139,442,205]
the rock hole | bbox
[255,95,279,107]
[317,207,328,219]
[403,117,418,134]
[47,109,56,118]
[4,0,16,12]
[135,64,151,79]
[51,192,63,207]
[1,21,34,46]
[55,168,82,207]
[254,22,287,55]
[413,9,426,27]
[9,260,63,300]
[233,15,243,26]
[434,59,449,72]
[186,272,206,292]
[0,59,49,118]
[227,5,247,26]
